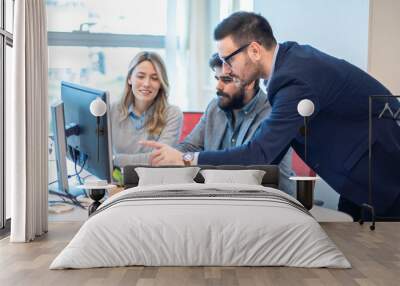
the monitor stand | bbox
[48,182,87,209]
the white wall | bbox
[368,0,400,94]
[254,0,371,210]
[254,0,370,70]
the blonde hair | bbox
[119,51,169,136]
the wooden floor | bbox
[0,222,399,286]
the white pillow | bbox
[200,169,266,185]
[135,167,200,186]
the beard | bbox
[216,87,246,111]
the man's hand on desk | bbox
[139,140,184,166]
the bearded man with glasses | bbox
[142,11,400,221]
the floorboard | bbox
[0,222,399,286]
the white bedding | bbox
[50,183,351,269]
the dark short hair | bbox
[214,12,276,49]
[209,53,223,70]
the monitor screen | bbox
[61,81,113,181]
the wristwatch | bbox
[182,152,195,166]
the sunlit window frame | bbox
[0,0,14,233]
[48,31,165,48]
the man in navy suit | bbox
[142,12,400,220]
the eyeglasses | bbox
[220,43,251,67]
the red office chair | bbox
[179,112,203,142]
[292,151,316,176]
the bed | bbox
[50,165,350,269]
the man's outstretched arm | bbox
[198,83,317,165]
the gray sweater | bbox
[110,103,183,167]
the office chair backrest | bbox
[179,112,203,142]
[292,151,316,176]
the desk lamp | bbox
[297,99,315,163]
[90,97,107,161]
[290,99,316,210]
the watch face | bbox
[183,152,194,161]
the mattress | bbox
[50,183,351,269]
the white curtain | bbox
[7,0,48,242]
[166,0,212,111]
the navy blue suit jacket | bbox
[199,42,400,214]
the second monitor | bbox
[51,81,113,197]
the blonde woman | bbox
[111,51,182,166]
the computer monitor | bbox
[50,81,113,199]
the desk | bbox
[77,184,115,215]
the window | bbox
[46,0,253,219]
[47,0,167,106]
[47,0,166,34]
[1,0,14,233]
[48,46,165,106]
